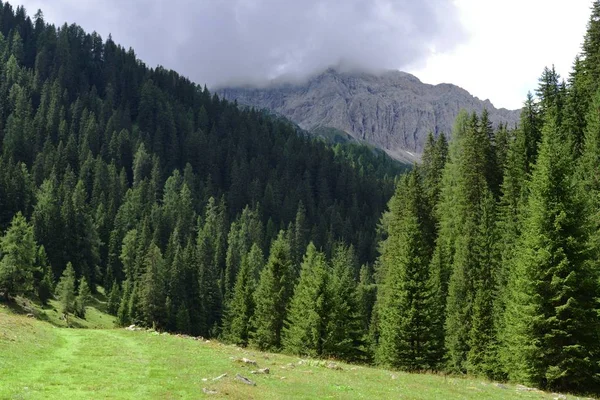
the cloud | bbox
[14,0,466,87]
[408,0,590,109]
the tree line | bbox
[1,0,600,395]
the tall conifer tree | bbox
[503,111,600,392]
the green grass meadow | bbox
[0,299,589,399]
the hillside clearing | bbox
[0,307,586,400]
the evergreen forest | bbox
[2,1,600,395]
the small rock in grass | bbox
[390,374,397,380]
[235,374,256,386]
[494,383,507,389]
[552,394,567,400]
[236,357,258,366]
[26,313,34,318]
[516,384,534,392]
[202,388,218,395]
[126,324,136,331]
[250,368,270,375]
[212,373,227,381]
[326,362,342,371]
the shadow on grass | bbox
[1,296,99,329]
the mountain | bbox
[218,68,521,162]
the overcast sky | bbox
[12,0,593,109]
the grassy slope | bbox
[0,305,588,400]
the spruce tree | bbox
[376,170,444,371]
[282,242,329,356]
[75,278,92,318]
[466,191,498,377]
[0,212,38,300]
[250,231,292,351]
[107,280,121,315]
[222,243,263,346]
[503,111,600,392]
[56,262,76,316]
[117,279,132,326]
[140,243,166,329]
[196,218,222,337]
[356,264,376,355]
[323,243,364,361]
[38,263,54,305]
[444,112,495,373]
[489,137,528,380]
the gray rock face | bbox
[218,68,521,162]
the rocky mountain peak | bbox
[218,68,521,162]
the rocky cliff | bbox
[218,68,521,162]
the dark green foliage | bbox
[116,279,132,326]
[0,212,38,300]
[37,250,54,305]
[56,262,76,315]
[465,191,498,377]
[250,231,292,351]
[356,264,376,351]
[222,243,263,345]
[375,170,444,371]
[0,2,599,393]
[443,112,496,373]
[75,278,92,318]
[282,242,329,356]
[107,280,121,315]
[502,112,600,392]
[323,243,364,361]
[140,244,166,329]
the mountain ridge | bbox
[218,68,521,162]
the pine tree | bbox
[0,212,38,300]
[494,122,529,380]
[75,278,92,318]
[250,231,292,351]
[520,93,543,170]
[444,112,495,373]
[56,262,76,316]
[581,1,600,97]
[282,242,329,356]
[107,280,121,315]
[323,243,364,361]
[196,216,222,337]
[222,243,263,346]
[429,111,471,303]
[356,264,376,357]
[578,87,600,228]
[466,191,498,377]
[117,279,132,326]
[38,261,54,305]
[502,111,600,392]
[375,170,444,371]
[140,243,166,329]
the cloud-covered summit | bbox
[16,0,465,87]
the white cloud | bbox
[408,0,591,109]
[12,0,464,87]
[10,0,593,109]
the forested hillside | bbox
[0,2,400,339]
[2,0,600,396]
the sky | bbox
[11,0,593,109]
